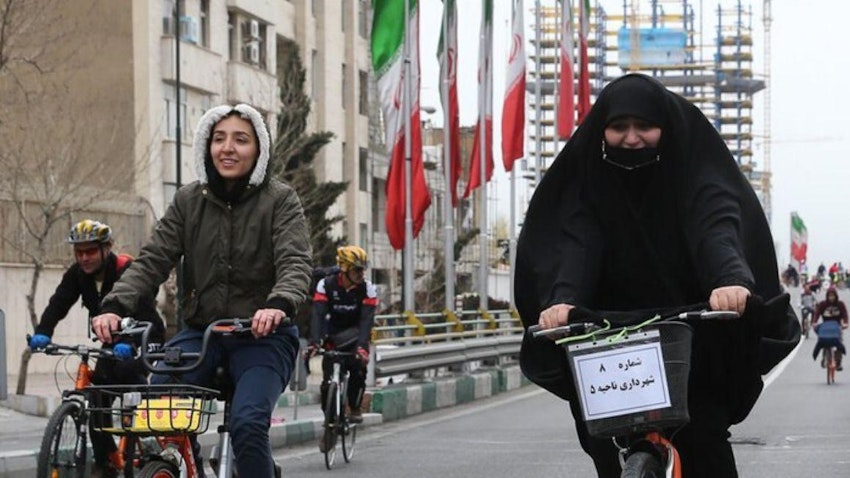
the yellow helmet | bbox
[336,245,368,271]
[67,219,113,244]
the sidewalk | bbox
[0,363,530,477]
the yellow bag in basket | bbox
[131,397,206,432]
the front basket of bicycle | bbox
[87,384,218,436]
[565,321,693,438]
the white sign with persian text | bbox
[570,333,671,422]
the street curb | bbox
[0,365,529,477]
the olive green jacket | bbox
[102,179,312,328]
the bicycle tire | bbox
[323,382,339,469]
[137,460,180,478]
[342,420,357,462]
[37,400,87,478]
[621,451,665,478]
[827,347,836,385]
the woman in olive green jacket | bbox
[93,103,312,476]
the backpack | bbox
[309,265,340,297]
[115,253,134,274]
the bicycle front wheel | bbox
[37,400,87,478]
[621,451,665,478]
[342,420,357,462]
[137,460,180,478]
[323,382,339,469]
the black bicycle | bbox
[316,349,357,469]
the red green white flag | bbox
[371,0,431,250]
[790,212,807,269]
[464,0,494,198]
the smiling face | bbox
[210,114,258,188]
[604,117,662,149]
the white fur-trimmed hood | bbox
[193,104,270,186]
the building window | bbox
[342,63,347,109]
[359,148,368,192]
[163,88,189,142]
[358,1,368,38]
[358,70,368,115]
[241,18,267,69]
[199,0,209,47]
[372,178,386,233]
[359,223,368,252]
[228,12,236,60]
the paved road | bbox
[275,335,849,477]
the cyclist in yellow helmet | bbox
[310,245,378,440]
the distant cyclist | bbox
[309,245,378,435]
[812,286,849,370]
[800,283,816,335]
[30,219,165,478]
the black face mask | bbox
[601,141,660,171]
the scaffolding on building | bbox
[527,0,770,215]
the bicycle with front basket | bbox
[530,307,739,478]
[314,348,358,469]
[29,330,150,478]
[89,317,282,478]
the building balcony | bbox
[226,61,278,113]
[161,38,224,94]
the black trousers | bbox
[569,389,738,478]
[320,352,366,410]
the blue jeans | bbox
[151,324,299,476]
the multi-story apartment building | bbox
[0,0,373,374]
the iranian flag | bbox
[576,0,591,123]
[501,0,525,171]
[438,0,461,206]
[464,0,494,198]
[557,0,576,138]
[372,0,431,250]
[790,212,808,270]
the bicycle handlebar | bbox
[528,305,741,340]
[27,323,146,359]
[121,317,291,374]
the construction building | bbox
[527,0,770,217]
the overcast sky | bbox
[416,0,849,269]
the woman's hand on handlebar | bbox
[709,285,750,315]
[251,308,286,338]
[539,303,575,329]
[91,313,122,344]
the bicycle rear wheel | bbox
[37,400,87,478]
[827,347,836,385]
[323,382,339,469]
[621,451,665,478]
[342,420,357,462]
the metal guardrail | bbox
[366,309,523,385]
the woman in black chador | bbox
[516,74,799,477]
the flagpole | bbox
[534,0,542,186]
[509,0,519,307]
[441,0,456,313]
[402,0,415,312]
[478,0,489,312]
[553,0,560,154]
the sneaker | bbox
[349,407,363,424]
[838,366,844,371]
